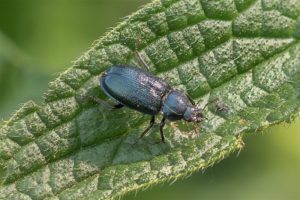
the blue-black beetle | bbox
[94,65,205,143]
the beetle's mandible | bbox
[96,65,205,143]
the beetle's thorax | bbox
[161,90,190,121]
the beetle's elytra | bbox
[97,65,205,143]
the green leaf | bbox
[1,0,300,199]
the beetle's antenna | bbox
[232,53,243,63]
[202,98,219,110]
[186,94,196,105]
[194,53,243,109]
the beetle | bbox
[93,64,205,143]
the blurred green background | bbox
[0,1,299,200]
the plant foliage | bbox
[0,0,300,199]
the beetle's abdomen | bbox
[100,65,171,115]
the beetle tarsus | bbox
[132,116,155,145]
[89,95,123,110]
[135,50,150,70]
[112,104,124,109]
[89,95,108,106]
[159,117,166,143]
[141,116,155,138]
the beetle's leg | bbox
[132,116,155,145]
[202,98,219,110]
[135,50,150,70]
[140,116,155,139]
[159,117,166,143]
[133,38,149,70]
[89,95,123,110]
[89,95,110,107]
[112,104,124,109]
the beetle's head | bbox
[183,106,205,123]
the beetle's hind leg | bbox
[159,117,166,143]
[133,116,155,145]
[133,42,150,71]
[132,39,150,71]
[112,103,124,109]
[89,95,123,110]
[140,116,155,139]
[135,50,150,71]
